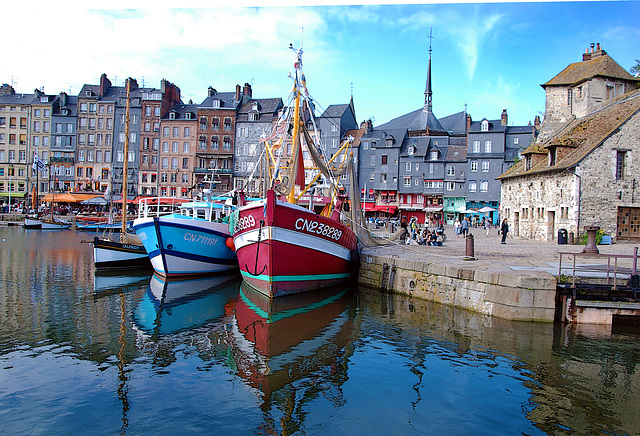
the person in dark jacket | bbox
[500,218,509,244]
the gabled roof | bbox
[199,92,239,109]
[542,53,638,88]
[439,111,467,135]
[499,90,640,180]
[237,98,283,115]
[320,103,350,118]
[468,118,505,133]
[165,103,199,120]
[377,107,445,134]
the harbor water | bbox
[0,226,639,435]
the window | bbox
[470,160,478,172]
[481,120,489,131]
[184,127,190,137]
[370,173,374,182]
[446,182,455,191]
[223,137,231,150]
[162,157,168,169]
[169,112,176,120]
[446,166,455,176]
[381,155,388,165]
[171,157,178,169]
[172,142,178,153]
[154,107,160,117]
[162,142,169,152]
[405,162,411,172]
[224,118,232,131]
[469,180,477,192]
[484,141,492,153]
[182,158,189,169]
[482,160,489,172]
[514,137,519,145]
[370,155,375,165]
[211,137,219,149]
[616,151,626,180]
[66,123,73,133]
[163,127,170,137]
[183,142,190,153]
[472,140,480,153]
[173,127,179,137]
[381,173,387,183]
[429,163,434,174]
[211,118,219,130]
[363,142,368,150]
[403,177,411,187]
[430,151,438,160]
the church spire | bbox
[424,28,434,114]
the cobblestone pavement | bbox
[362,225,640,276]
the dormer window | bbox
[408,144,416,155]
[85,90,92,97]
[169,112,176,120]
[185,112,192,120]
[40,96,48,103]
[481,120,489,131]
[212,99,221,108]
[251,102,259,111]
[430,151,438,160]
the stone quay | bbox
[358,226,639,323]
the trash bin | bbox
[558,228,568,244]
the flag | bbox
[32,150,45,172]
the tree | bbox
[631,59,640,78]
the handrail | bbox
[557,247,639,299]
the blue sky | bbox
[2,1,639,127]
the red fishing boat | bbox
[230,44,359,298]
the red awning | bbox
[361,189,364,193]
[373,205,397,213]
[381,191,388,196]
[369,189,374,195]
[363,203,375,211]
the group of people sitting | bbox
[416,228,444,246]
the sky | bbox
[2,1,639,128]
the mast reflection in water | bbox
[1,226,639,435]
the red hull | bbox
[232,190,358,298]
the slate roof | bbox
[468,119,505,133]
[542,53,638,88]
[498,90,640,180]
[199,91,239,109]
[0,93,33,104]
[320,103,350,118]
[237,98,283,121]
[166,103,199,120]
[377,107,445,133]
[438,111,467,135]
[444,145,467,162]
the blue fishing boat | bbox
[132,196,238,277]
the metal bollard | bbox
[464,233,475,260]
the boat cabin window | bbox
[196,209,207,220]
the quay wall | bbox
[358,252,558,322]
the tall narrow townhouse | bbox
[49,93,78,194]
[77,74,115,193]
[159,103,197,198]
[0,84,31,205]
[234,94,283,194]
[30,90,57,194]
[139,79,181,197]
[195,85,248,193]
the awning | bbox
[372,205,397,213]
[369,189,374,195]
[0,192,26,198]
[42,193,100,203]
[363,203,376,211]
[424,206,443,212]
[380,191,388,196]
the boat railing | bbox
[136,197,189,219]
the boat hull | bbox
[232,190,358,298]
[132,215,237,277]
[93,236,150,269]
[23,218,42,229]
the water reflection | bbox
[1,226,639,435]
[231,283,357,434]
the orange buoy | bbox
[225,237,236,251]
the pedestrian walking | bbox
[454,218,461,238]
[500,218,509,244]
[485,220,491,237]
[461,217,469,236]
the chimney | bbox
[501,109,508,126]
[128,78,138,90]
[367,119,373,133]
[466,113,472,130]
[60,92,67,107]
[242,83,252,98]
[99,73,111,97]
[208,86,216,97]
[235,84,241,102]
[591,43,606,59]
[0,84,15,95]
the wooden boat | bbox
[231,45,358,298]
[92,78,148,269]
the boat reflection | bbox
[231,282,357,413]
[134,273,241,336]
[93,269,152,294]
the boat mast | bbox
[121,78,131,234]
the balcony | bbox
[50,156,74,163]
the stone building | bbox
[498,45,640,241]
[49,92,77,194]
